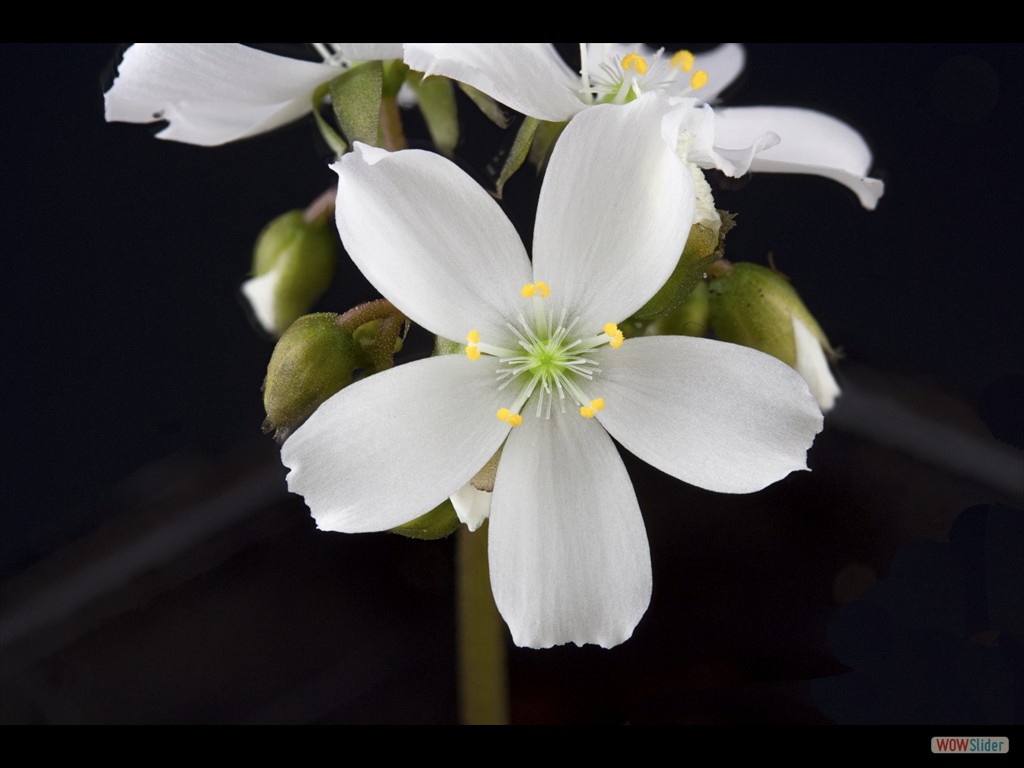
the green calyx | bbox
[250,210,337,337]
[708,261,834,367]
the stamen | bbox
[534,280,550,298]
[621,53,648,75]
[496,407,522,427]
[579,398,604,419]
[670,50,695,72]
[521,283,536,298]
[466,329,481,360]
[603,322,625,348]
[690,70,708,90]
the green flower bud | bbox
[708,262,840,412]
[243,211,337,337]
[263,313,362,442]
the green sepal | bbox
[631,211,734,321]
[528,120,567,173]
[407,71,459,157]
[329,61,383,147]
[311,81,347,156]
[433,335,465,357]
[380,59,409,99]
[708,262,834,367]
[251,211,338,336]
[262,313,367,443]
[391,498,461,540]
[458,82,509,128]
[490,117,540,199]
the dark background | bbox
[2,43,1021,728]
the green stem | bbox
[456,522,509,724]
[380,95,408,151]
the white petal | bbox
[240,266,283,335]
[340,43,403,61]
[792,316,841,413]
[667,98,780,178]
[282,355,510,533]
[333,144,533,345]
[104,43,338,146]
[532,95,694,330]
[592,336,823,494]
[450,484,491,532]
[404,43,585,122]
[715,106,885,209]
[693,43,746,102]
[489,411,651,649]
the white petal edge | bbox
[693,43,747,102]
[282,354,510,533]
[715,106,885,209]
[593,336,823,494]
[532,95,694,330]
[333,144,533,346]
[489,410,651,649]
[792,316,841,413]
[450,484,491,532]
[240,266,283,335]
[104,43,338,146]
[666,98,780,178]
[404,43,585,122]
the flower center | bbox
[465,283,623,427]
[584,45,709,105]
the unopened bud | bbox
[242,211,337,337]
[262,313,361,442]
[709,262,840,411]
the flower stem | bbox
[456,522,509,724]
[303,186,337,226]
[380,95,407,152]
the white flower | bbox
[403,42,884,209]
[280,94,823,648]
[104,43,402,146]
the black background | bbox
[2,43,1021,729]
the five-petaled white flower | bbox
[104,43,402,146]
[404,42,884,209]
[280,94,823,649]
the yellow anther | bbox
[690,69,708,90]
[466,346,481,361]
[496,408,522,427]
[670,49,695,72]
[467,329,480,344]
[580,405,596,419]
[590,398,605,412]
[603,322,625,348]
[521,283,536,298]
[621,53,648,75]
[534,280,550,298]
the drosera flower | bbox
[404,42,744,121]
[403,42,884,209]
[280,94,823,648]
[104,43,402,146]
